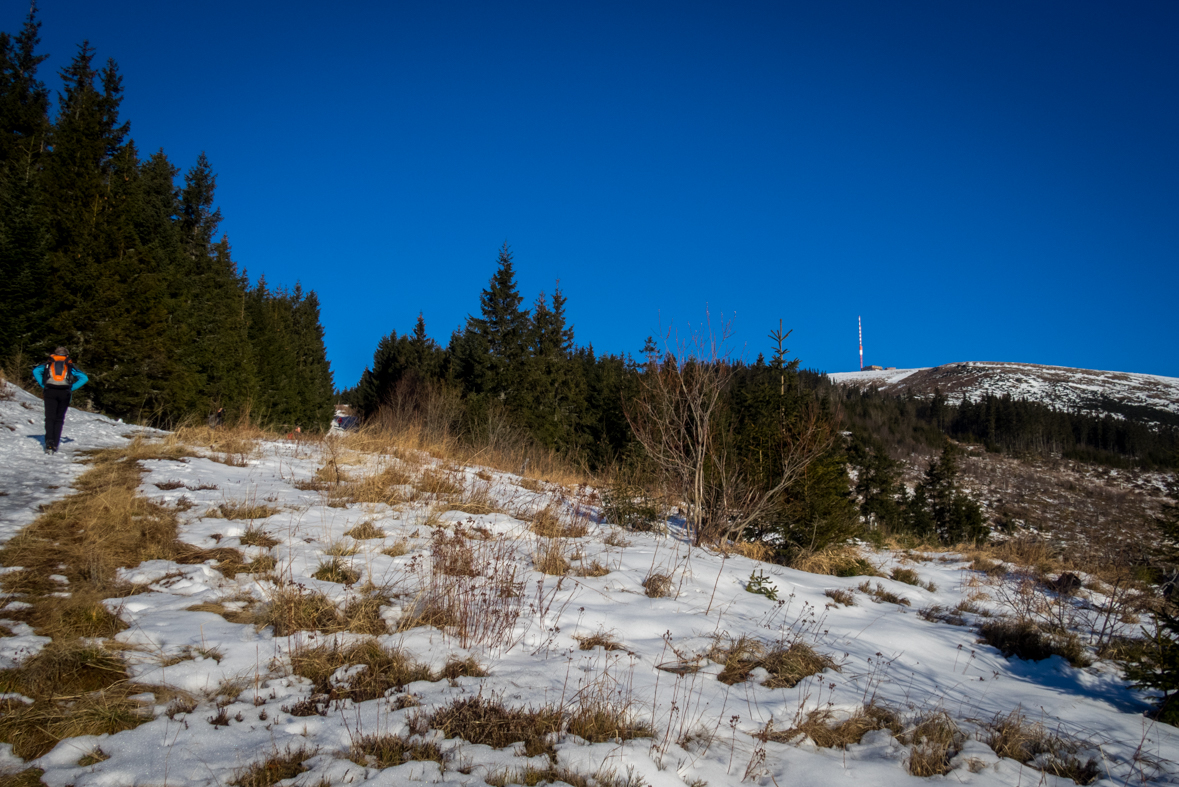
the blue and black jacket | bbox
[33,358,89,392]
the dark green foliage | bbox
[0,12,332,428]
[1126,493,1179,724]
[911,441,988,545]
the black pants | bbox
[43,386,72,450]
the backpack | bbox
[45,356,73,387]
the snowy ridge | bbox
[829,361,1179,424]
[0,380,1176,786]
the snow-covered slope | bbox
[830,362,1179,425]
[0,380,1176,786]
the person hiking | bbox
[32,346,89,454]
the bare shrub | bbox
[397,529,524,648]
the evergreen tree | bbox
[462,243,530,402]
[0,3,50,361]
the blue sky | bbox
[8,1,1178,384]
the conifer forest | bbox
[0,9,333,429]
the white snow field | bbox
[0,380,1176,787]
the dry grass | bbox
[790,545,878,577]
[313,557,360,585]
[228,745,315,787]
[290,640,434,702]
[573,630,625,651]
[347,734,443,768]
[978,618,1091,667]
[382,539,411,558]
[240,526,279,548]
[530,505,589,539]
[857,581,912,606]
[345,521,386,540]
[918,605,966,626]
[0,442,247,637]
[982,709,1099,784]
[533,539,570,575]
[256,587,343,636]
[396,529,524,648]
[900,711,965,777]
[763,704,901,748]
[642,571,674,598]
[417,692,563,758]
[824,588,856,607]
[0,642,156,759]
[711,636,837,688]
[209,501,280,521]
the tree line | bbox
[830,383,1179,470]
[0,8,333,428]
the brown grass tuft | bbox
[313,557,360,585]
[711,636,837,688]
[978,618,1091,667]
[419,692,562,758]
[857,581,912,606]
[347,734,443,768]
[764,704,901,748]
[642,571,674,598]
[983,709,1099,784]
[533,539,570,576]
[824,588,856,607]
[901,711,965,777]
[790,545,878,577]
[345,521,386,540]
[290,640,432,702]
[573,630,624,652]
[229,745,315,787]
[240,526,279,548]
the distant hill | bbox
[829,362,1179,428]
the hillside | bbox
[0,381,1177,787]
[829,362,1179,427]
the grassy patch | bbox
[290,640,432,702]
[857,581,912,606]
[712,636,837,688]
[573,630,624,651]
[983,709,1099,785]
[313,557,360,585]
[978,619,1091,667]
[642,571,674,598]
[824,588,855,607]
[417,692,562,758]
[900,712,965,777]
[791,546,878,577]
[530,505,589,539]
[240,526,279,548]
[229,745,315,787]
[890,567,921,586]
[764,704,901,748]
[345,521,386,540]
[347,734,443,768]
[211,501,280,520]
[258,587,342,636]
[533,539,570,576]
[0,643,153,759]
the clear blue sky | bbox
[9,1,1178,384]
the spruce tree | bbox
[462,243,530,403]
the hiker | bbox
[208,407,225,428]
[32,346,89,454]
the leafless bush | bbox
[397,529,524,648]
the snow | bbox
[1,379,1177,786]
[829,361,1179,423]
